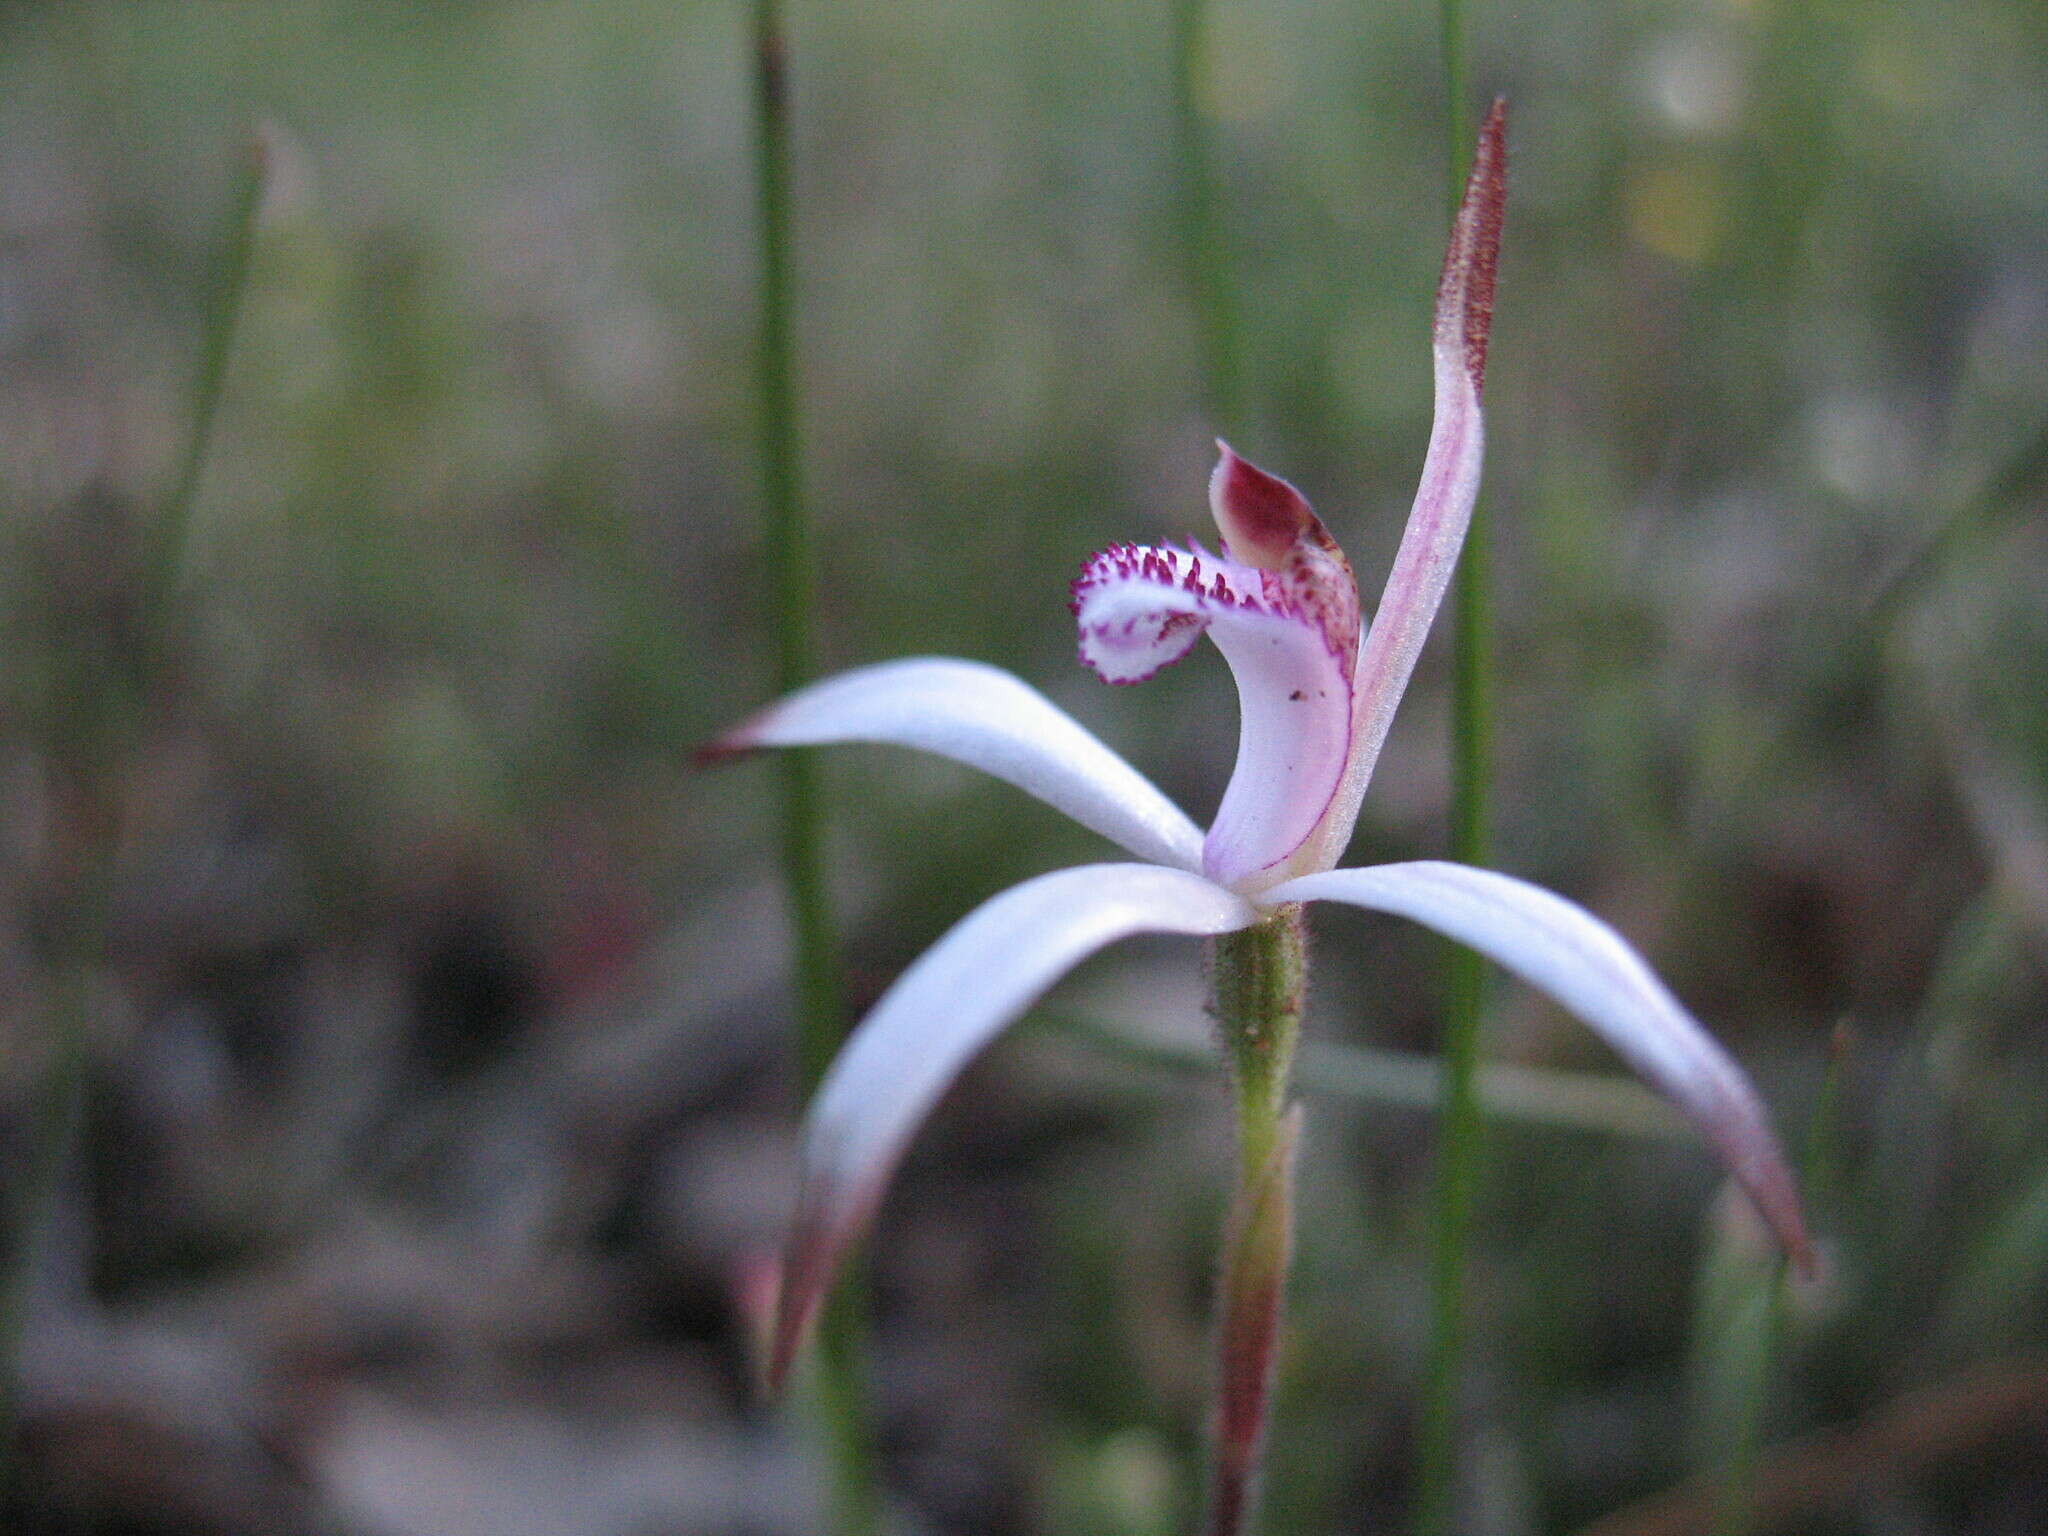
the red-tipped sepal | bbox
[1303,104,1508,872]
[1205,1106,1303,1536]
[1436,98,1506,400]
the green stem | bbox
[749,6,875,1531]
[1414,10,1488,1531]
[1171,0,1245,436]
[1204,906,1308,1536]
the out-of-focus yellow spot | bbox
[1626,160,1725,264]
[1195,10,1293,125]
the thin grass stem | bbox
[147,132,266,653]
[748,6,877,1531]
[1,140,266,1495]
[1414,6,1490,1531]
[1171,0,1245,437]
[0,978,92,1497]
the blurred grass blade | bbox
[748,4,877,1532]
[148,130,267,641]
[1033,1011,1687,1142]
[2,137,270,1495]
[0,982,92,1498]
[1416,7,1489,1527]
[1171,0,1244,435]
[1866,407,2048,635]
[750,0,843,1088]
[1938,1159,2048,1350]
[1693,1023,1847,1536]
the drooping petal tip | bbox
[767,1178,847,1395]
[1266,862,1814,1275]
[1436,97,1506,399]
[768,864,1256,1386]
[1209,442,1314,571]
[692,718,762,767]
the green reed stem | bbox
[749,6,876,1532]
[1171,0,1245,436]
[1413,10,1488,1532]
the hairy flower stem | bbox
[1205,906,1308,1536]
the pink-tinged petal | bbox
[1294,101,1507,876]
[771,863,1256,1389]
[701,657,1204,872]
[1264,860,1814,1274]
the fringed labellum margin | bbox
[1072,447,1360,894]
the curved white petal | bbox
[1265,860,1813,1272]
[704,657,1204,871]
[772,863,1255,1386]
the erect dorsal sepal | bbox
[1210,442,1315,571]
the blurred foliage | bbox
[2,0,2047,1533]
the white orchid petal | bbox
[1298,102,1506,875]
[1265,860,1813,1272]
[772,863,1255,1385]
[704,657,1204,871]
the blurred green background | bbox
[4,0,2047,1532]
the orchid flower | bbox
[708,103,1810,1532]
